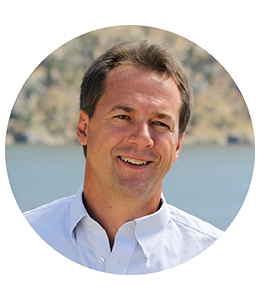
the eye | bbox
[153,121,169,128]
[116,115,130,120]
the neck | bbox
[82,182,162,250]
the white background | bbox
[1,1,259,299]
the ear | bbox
[173,132,185,163]
[76,110,89,145]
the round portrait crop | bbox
[5,25,255,275]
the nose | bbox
[128,121,154,149]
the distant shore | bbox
[5,128,254,147]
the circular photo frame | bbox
[5,25,255,275]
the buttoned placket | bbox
[104,222,137,274]
[71,193,170,274]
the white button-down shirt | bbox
[24,186,223,274]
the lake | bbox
[5,144,255,231]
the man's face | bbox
[77,65,184,200]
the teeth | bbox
[119,156,148,165]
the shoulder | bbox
[24,195,74,231]
[167,204,223,240]
[24,195,73,218]
[23,191,85,259]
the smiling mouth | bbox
[118,156,150,166]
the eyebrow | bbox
[153,112,173,121]
[108,105,136,114]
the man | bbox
[24,38,223,274]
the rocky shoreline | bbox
[6,126,254,147]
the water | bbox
[5,144,255,231]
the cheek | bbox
[158,135,180,166]
[87,124,123,155]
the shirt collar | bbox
[134,194,170,257]
[69,185,88,245]
[69,186,171,254]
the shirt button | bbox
[144,250,150,259]
[98,257,106,264]
[87,221,94,227]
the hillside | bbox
[6,25,254,146]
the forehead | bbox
[102,65,181,108]
[106,64,175,87]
